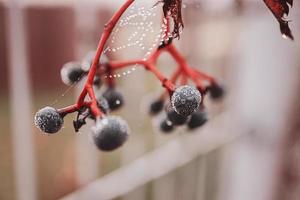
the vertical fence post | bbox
[73,0,101,186]
[6,0,37,200]
[217,10,299,200]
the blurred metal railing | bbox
[6,1,37,200]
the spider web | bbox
[51,0,168,106]
[102,0,168,79]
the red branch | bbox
[76,0,135,118]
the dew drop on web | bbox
[104,0,167,80]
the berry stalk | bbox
[77,0,136,118]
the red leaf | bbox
[161,0,184,39]
[263,0,294,40]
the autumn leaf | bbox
[161,0,184,39]
[263,0,294,40]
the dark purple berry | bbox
[160,119,174,133]
[167,107,188,125]
[34,106,64,134]
[171,85,201,117]
[92,116,129,151]
[60,62,86,85]
[208,84,224,100]
[103,88,124,111]
[149,100,164,115]
[187,110,208,129]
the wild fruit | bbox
[187,110,208,129]
[166,106,188,125]
[60,62,86,85]
[160,119,174,133]
[103,88,124,111]
[207,84,224,100]
[92,116,129,151]
[34,106,64,134]
[149,99,164,115]
[171,85,201,117]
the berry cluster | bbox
[34,0,224,151]
[150,82,223,134]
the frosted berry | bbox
[60,62,86,85]
[96,94,110,114]
[167,107,188,125]
[149,100,164,115]
[171,85,201,117]
[103,88,124,111]
[34,106,64,134]
[92,116,129,151]
[208,84,224,100]
[187,110,208,129]
[160,119,174,133]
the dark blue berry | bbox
[171,85,201,117]
[60,62,86,85]
[34,106,64,134]
[103,88,124,111]
[208,84,224,100]
[149,100,164,115]
[166,107,188,125]
[160,119,174,133]
[187,110,208,129]
[92,116,129,151]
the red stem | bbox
[58,101,92,115]
[77,0,135,118]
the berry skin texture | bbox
[208,84,224,100]
[60,62,86,85]
[160,119,174,133]
[103,88,124,111]
[92,116,129,151]
[187,110,208,129]
[149,100,164,115]
[34,106,64,134]
[167,107,188,125]
[171,85,201,117]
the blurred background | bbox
[0,0,300,200]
